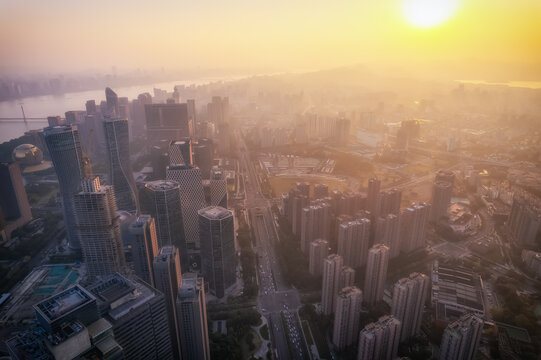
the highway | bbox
[237,130,310,360]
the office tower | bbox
[88,274,174,360]
[139,181,187,265]
[187,99,197,129]
[105,87,119,117]
[153,246,183,359]
[150,143,170,179]
[169,138,193,165]
[207,96,228,124]
[73,178,125,277]
[300,201,331,254]
[391,272,429,341]
[217,122,231,154]
[337,218,371,268]
[332,286,362,350]
[439,314,484,360]
[431,180,453,222]
[129,215,159,286]
[103,118,136,211]
[47,115,65,127]
[314,183,329,199]
[145,103,193,147]
[367,178,381,214]
[297,182,310,197]
[210,166,228,208]
[176,273,211,360]
[0,162,32,240]
[508,192,541,247]
[364,244,389,306]
[339,266,356,290]
[166,164,206,251]
[193,138,213,179]
[198,206,236,298]
[321,254,343,315]
[435,170,456,186]
[309,239,329,276]
[44,124,91,249]
[357,315,401,360]
[86,100,97,114]
[374,213,400,259]
[65,110,84,124]
[400,202,430,253]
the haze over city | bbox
[0,1,540,360]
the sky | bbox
[1,0,540,79]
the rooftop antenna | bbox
[20,103,29,131]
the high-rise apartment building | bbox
[363,244,389,306]
[103,118,136,211]
[300,200,331,254]
[321,254,343,315]
[210,166,228,208]
[339,266,356,290]
[176,273,211,360]
[400,203,430,254]
[198,206,236,298]
[337,218,371,268]
[44,124,91,249]
[166,164,206,251]
[332,286,362,350]
[367,178,381,214]
[357,315,401,360]
[139,180,187,267]
[129,215,159,286]
[374,213,400,259]
[309,239,329,276]
[314,183,329,199]
[0,162,32,241]
[439,314,483,360]
[145,103,193,147]
[153,246,183,359]
[391,272,429,341]
[169,138,193,165]
[88,274,174,360]
[73,178,125,278]
[507,192,541,247]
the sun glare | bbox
[403,0,459,28]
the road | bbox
[237,130,310,360]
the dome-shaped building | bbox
[12,144,43,166]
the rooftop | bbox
[198,206,232,220]
[34,286,95,323]
[145,180,179,191]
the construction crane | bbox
[20,103,29,131]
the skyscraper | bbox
[400,202,430,254]
[103,118,136,211]
[507,192,541,247]
[431,180,453,222]
[321,254,343,315]
[363,244,389,306]
[209,166,228,208]
[309,239,329,276]
[73,178,126,278]
[105,87,119,117]
[439,314,483,360]
[139,180,187,267]
[0,162,32,240]
[129,215,159,286]
[391,272,429,341]
[192,138,213,179]
[198,206,236,298]
[374,213,400,259]
[153,246,183,359]
[88,274,174,360]
[166,164,206,251]
[176,273,211,360]
[357,315,401,360]
[43,124,91,249]
[367,178,381,214]
[169,138,193,165]
[145,103,193,147]
[332,286,362,350]
[314,183,329,199]
[337,218,371,268]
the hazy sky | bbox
[1,0,540,77]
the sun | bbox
[403,0,459,28]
